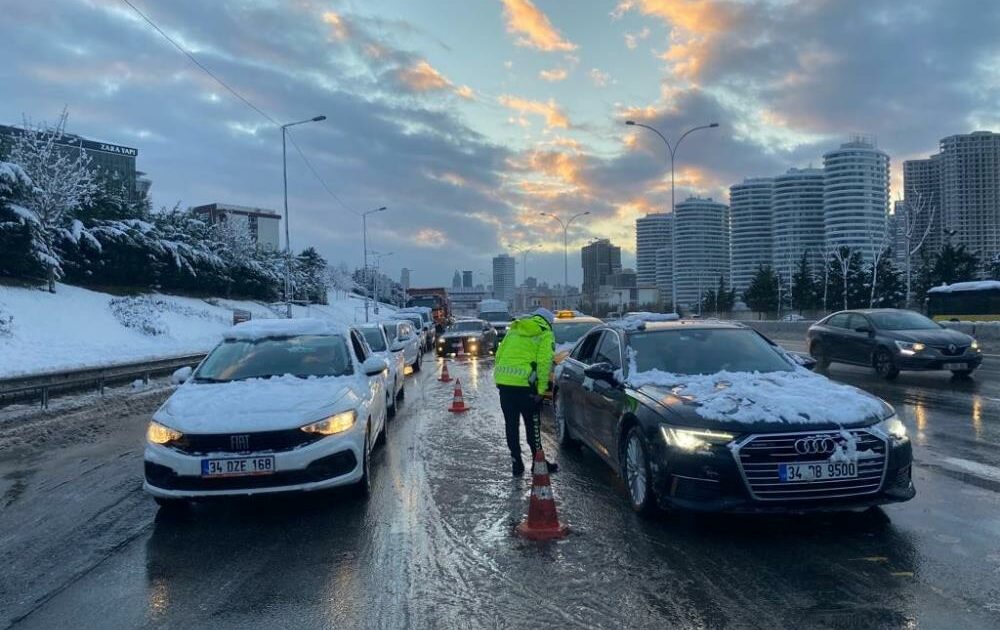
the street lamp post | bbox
[362,206,387,322]
[511,244,537,312]
[281,115,326,318]
[370,251,393,316]
[540,211,590,309]
[625,120,718,311]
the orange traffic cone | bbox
[516,449,569,541]
[438,361,452,383]
[447,378,470,413]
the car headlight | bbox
[894,340,925,355]
[971,339,980,351]
[301,410,357,436]
[873,415,908,441]
[661,426,735,451]
[147,420,183,445]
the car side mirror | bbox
[362,356,388,376]
[787,352,817,371]
[584,362,618,385]
[171,366,193,385]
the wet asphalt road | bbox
[2,349,1000,629]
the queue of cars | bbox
[145,306,932,518]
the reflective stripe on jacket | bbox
[493,315,555,394]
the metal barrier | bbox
[0,353,207,409]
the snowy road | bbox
[2,354,1000,629]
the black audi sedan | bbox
[806,309,982,380]
[435,319,497,357]
[553,318,914,515]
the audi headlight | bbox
[661,426,735,451]
[874,415,908,441]
[894,340,925,355]
[147,420,183,445]
[301,410,356,436]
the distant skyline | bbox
[2,0,998,287]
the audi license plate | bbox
[779,461,857,482]
[942,363,967,370]
[201,456,275,477]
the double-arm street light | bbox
[539,211,590,309]
[281,115,326,318]
[362,206,388,322]
[625,120,718,310]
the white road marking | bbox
[938,456,1000,484]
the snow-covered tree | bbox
[0,160,45,280]
[5,111,100,290]
[827,247,866,310]
[897,190,936,307]
[867,223,893,308]
[328,262,359,299]
[296,247,328,304]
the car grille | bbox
[734,429,887,501]
[932,344,968,356]
[169,429,323,455]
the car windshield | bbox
[382,325,398,342]
[450,321,483,332]
[553,321,600,344]
[480,311,509,321]
[194,335,353,382]
[868,311,941,330]
[629,329,793,375]
[401,316,423,328]
[360,328,387,352]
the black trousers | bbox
[497,385,541,461]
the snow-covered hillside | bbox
[0,284,397,377]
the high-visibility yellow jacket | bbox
[493,315,555,394]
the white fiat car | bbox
[144,319,389,508]
[358,322,405,417]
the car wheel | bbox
[554,389,579,449]
[873,347,900,380]
[809,340,830,370]
[397,383,406,403]
[386,385,397,419]
[352,426,372,498]
[623,426,657,516]
[413,354,422,373]
[375,412,388,447]
[951,369,975,379]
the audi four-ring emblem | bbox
[793,436,838,454]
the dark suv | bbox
[807,309,982,380]
[553,318,914,515]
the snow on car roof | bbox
[224,318,351,341]
[927,280,1000,293]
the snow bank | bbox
[627,355,885,425]
[927,280,1000,293]
[155,374,361,433]
[225,318,350,340]
[0,284,398,378]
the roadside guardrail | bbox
[0,353,207,409]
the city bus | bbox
[926,281,1000,321]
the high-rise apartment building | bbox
[462,270,473,288]
[581,239,622,302]
[491,254,516,305]
[772,167,825,281]
[823,136,890,260]
[674,197,730,308]
[729,177,773,294]
[655,246,672,305]
[939,131,1000,261]
[635,213,672,287]
[901,154,942,255]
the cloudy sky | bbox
[2,0,998,287]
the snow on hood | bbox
[627,366,886,425]
[154,374,362,433]
[224,317,351,341]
